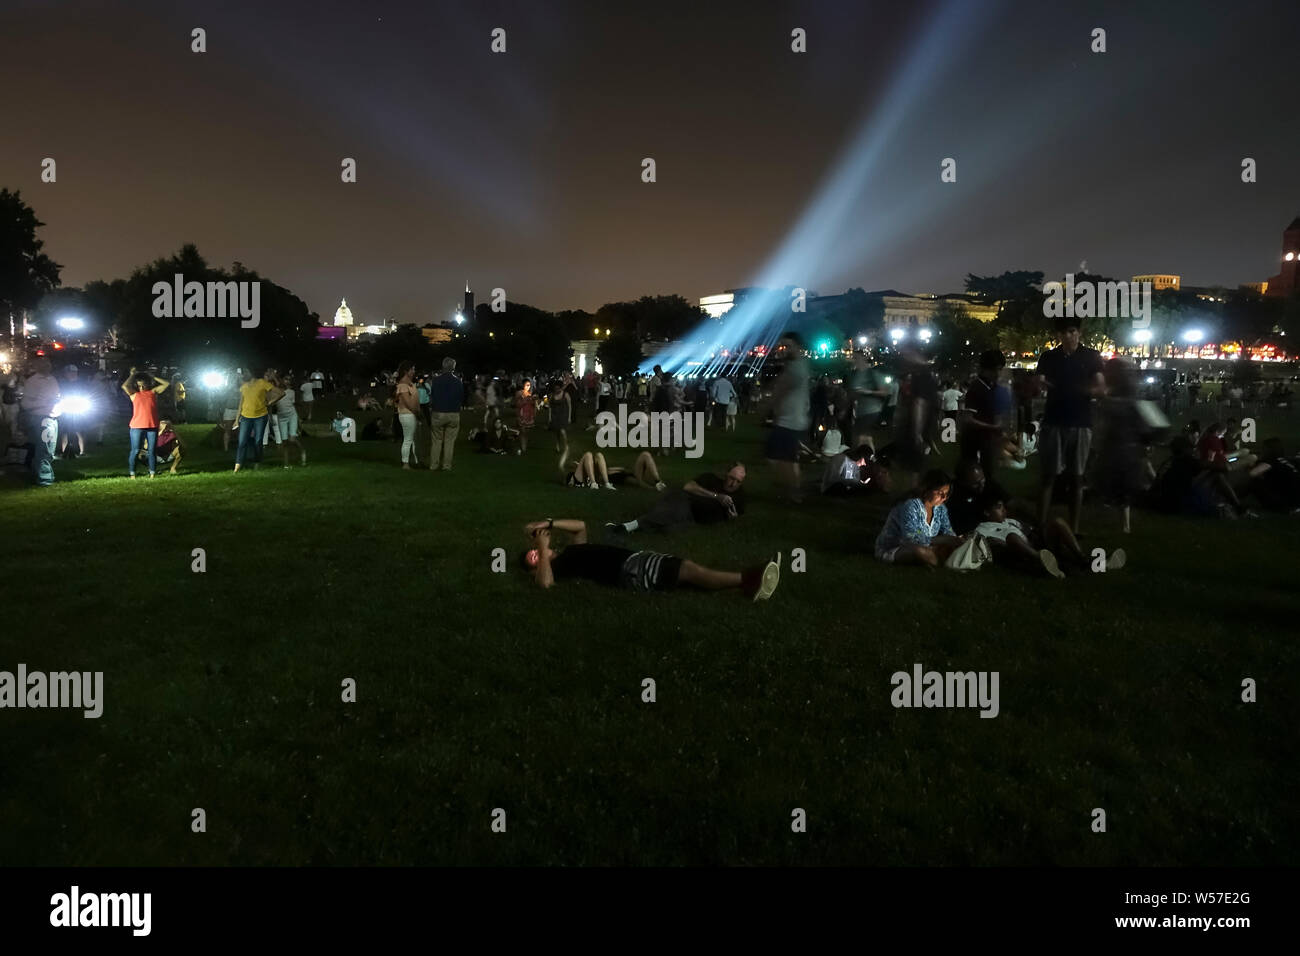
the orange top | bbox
[129,390,159,429]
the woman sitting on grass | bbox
[874,469,963,567]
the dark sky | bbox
[4,0,1298,324]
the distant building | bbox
[1264,216,1300,298]
[1132,274,1181,291]
[464,282,475,323]
[1239,282,1268,295]
[881,293,998,328]
[333,298,355,326]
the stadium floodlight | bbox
[201,371,225,389]
[1132,329,1153,343]
[1183,329,1204,342]
[57,317,85,331]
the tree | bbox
[597,329,645,378]
[0,188,62,325]
[929,301,998,377]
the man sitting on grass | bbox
[520,519,780,601]
[606,462,746,534]
[143,420,183,475]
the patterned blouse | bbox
[875,498,954,552]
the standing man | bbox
[428,356,463,472]
[849,351,889,447]
[765,331,811,503]
[1036,318,1105,533]
[298,376,317,421]
[709,374,736,428]
[960,349,1008,468]
[233,368,284,473]
[19,358,61,486]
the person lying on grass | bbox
[564,449,668,490]
[605,461,746,534]
[519,519,780,601]
[874,468,963,568]
[974,495,1125,579]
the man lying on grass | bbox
[975,495,1125,579]
[520,519,781,601]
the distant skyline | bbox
[4,0,1298,323]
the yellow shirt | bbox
[239,379,274,418]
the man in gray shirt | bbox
[20,358,61,486]
[765,331,811,503]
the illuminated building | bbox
[1264,216,1300,298]
[1131,274,1180,291]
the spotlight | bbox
[53,396,91,416]
[919,328,933,342]
[1133,329,1152,343]
[857,335,868,346]
[1183,329,1204,342]
[889,328,905,342]
[201,371,225,389]
[1287,253,1296,261]
[57,317,85,330]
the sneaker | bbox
[743,552,782,602]
[1107,548,1126,571]
[604,522,626,535]
[1039,549,1065,580]
[654,481,667,492]
[603,482,616,490]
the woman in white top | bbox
[394,361,421,469]
[271,373,307,468]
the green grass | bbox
[0,400,1296,865]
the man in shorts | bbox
[1035,318,1105,534]
[605,462,745,534]
[765,331,811,502]
[520,519,780,601]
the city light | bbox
[454,310,465,326]
[57,316,85,330]
[857,335,868,345]
[1183,329,1204,342]
[1133,329,1153,343]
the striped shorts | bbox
[619,551,683,592]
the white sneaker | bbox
[1039,549,1065,580]
[655,481,667,491]
[603,482,616,490]
[754,552,782,602]
[1108,548,1127,571]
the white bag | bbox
[945,533,992,572]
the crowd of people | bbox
[4,320,1299,591]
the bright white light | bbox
[918,328,933,342]
[1132,329,1153,343]
[1145,376,1156,384]
[57,317,85,330]
[857,335,868,345]
[889,328,905,342]
[1183,329,1204,342]
[1287,252,1296,261]
[53,396,91,416]
[201,371,225,389]
[455,311,465,326]
[884,375,893,384]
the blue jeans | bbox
[129,427,158,475]
[235,415,268,465]
[23,412,57,486]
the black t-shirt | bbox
[688,472,746,524]
[1038,346,1104,428]
[550,544,634,586]
[947,477,1009,535]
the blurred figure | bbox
[849,352,889,446]
[19,358,60,486]
[1094,358,1146,533]
[58,365,88,458]
[960,349,1008,469]
[892,347,940,494]
[765,332,811,503]
[1,360,23,444]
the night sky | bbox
[4,0,1298,324]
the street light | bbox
[857,335,868,346]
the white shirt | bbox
[974,518,1027,543]
[299,382,317,402]
[711,379,736,405]
[942,388,961,411]
[21,373,61,418]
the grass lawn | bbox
[1,398,1296,865]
